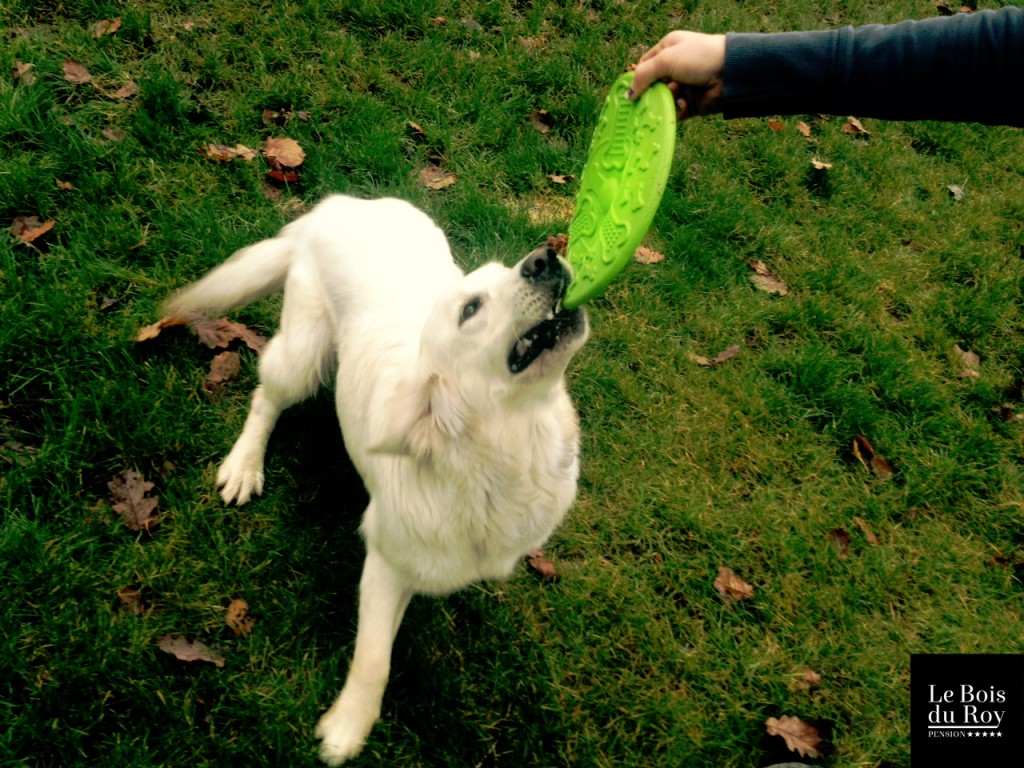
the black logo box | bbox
[911,654,1024,767]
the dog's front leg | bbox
[317,545,412,765]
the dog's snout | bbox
[521,247,564,283]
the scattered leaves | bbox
[261,108,309,127]
[11,216,55,246]
[828,528,850,558]
[765,715,823,759]
[193,318,267,354]
[766,119,785,132]
[529,109,554,135]
[795,121,812,138]
[262,137,305,169]
[117,587,147,615]
[108,470,159,532]
[954,344,980,378]
[200,143,258,162]
[108,81,139,100]
[947,183,966,202]
[714,566,754,601]
[91,17,122,37]
[749,259,789,296]
[851,435,893,480]
[526,549,560,582]
[842,116,870,136]
[62,59,91,84]
[634,246,665,265]
[547,173,575,185]
[12,61,36,85]
[204,350,242,397]
[687,344,740,368]
[138,316,266,354]
[226,599,255,636]
[418,164,457,190]
[810,157,832,170]
[853,516,880,545]
[157,635,225,668]
[102,127,126,142]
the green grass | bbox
[2,1,1023,766]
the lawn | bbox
[2,1,1022,766]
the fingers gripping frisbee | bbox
[562,72,676,309]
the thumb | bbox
[627,59,660,101]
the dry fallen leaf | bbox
[102,127,126,143]
[947,183,966,202]
[828,528,850,558]
[108,470,159,532]
[547,173,575,185]
[418,164,457,191]
[226,599,255,636]
[842,116,870,136]
[205,350,242,397]
[262,137,305,169]
[117,587,147,615]
[795,121,812,138]
[810,157,832,170]
[634,246,665,265]
[714,566,754,601]
[749,259,789,296]
[529,109,554,134]
[687,344,739,367]
[193,318,267,354]
[109,81,139,99]
[526,549,560,582]
[63,59,92,84]
[157,635,225,668]
[853,516,880,545]
[851,435,893,480]
[91,17,122,37]
[11,216,55,245]
[136,315,190,342]
[765,715,823,759]
[12,61,36,85]
[201,143,257,162]
[766,119,785,132]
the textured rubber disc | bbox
[562,72,676,309]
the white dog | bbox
[164,195,589,764]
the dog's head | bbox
[372,246,589,457]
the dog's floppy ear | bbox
[370,370,466,458]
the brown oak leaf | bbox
[852,435,893,480]
[157,635,225,668]
[418,164,457,190]
[262,137,305,169]
[714,566,754,601]
[226,599,255,636]
[108,470,159,532]
[11,216,55,245]
[526,549,560,582]
[765,715,823,758]
[63,59,92,84]
[749,259,789,296]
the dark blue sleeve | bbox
[722,7,1024,126]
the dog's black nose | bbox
[521,246,563,283]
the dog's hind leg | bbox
[317,543,413,765]
[218,265,334,505]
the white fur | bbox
[164,195,588,764]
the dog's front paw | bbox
[217,447,265,505]
[315,698,377,766]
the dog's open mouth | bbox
[508,307,585,374]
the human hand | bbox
[628,31,726,120]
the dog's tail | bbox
[163,229,296,317]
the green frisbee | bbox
[562,72,676,309]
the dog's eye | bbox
[459,297,483,326]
